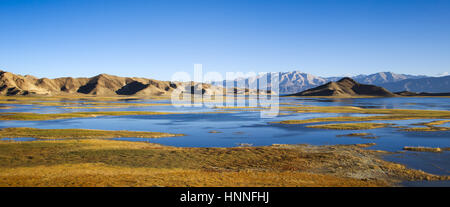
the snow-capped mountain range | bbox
[214,71,448,93]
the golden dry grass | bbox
[0,110,230,121]
[401,127,450,132]
[403,146,443,153]
[0,163,386,187]
[273,106,450,133]
[0,127,183,139]
[274,114,450,125]
[420,120,450,127]
[0,111,176,121]
[0,95,178,108]
[275,106,450,124]
[0,139,446,187]
[278,105,450,115]
[336,133,378,139]
[307,123,391,130]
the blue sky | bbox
[0,0,449,80]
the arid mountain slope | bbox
[0,70,232,96]
[289,77,396,97]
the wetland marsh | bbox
[0,96,449,186]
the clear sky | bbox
[1,0,449,80]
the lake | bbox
[0,97,449,180]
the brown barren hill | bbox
[289,77,396,97]
[0,70,230,96]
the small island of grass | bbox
[307,123,391,130]
[336,133,378,139]
[0,127,183,139]
[0,111,177,121]
[403,146,445,153]
[0,110,231,121]
[401,127,450,132]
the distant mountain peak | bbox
[337,77,357,84]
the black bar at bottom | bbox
[0,187,447,206]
